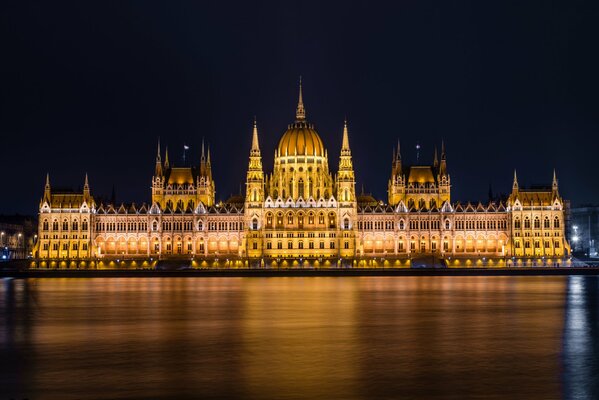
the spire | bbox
[552,169,558,192]
[156,138,161,161]
[296,76,306,121]
[513,169,519,191]
[44,173,51,200]
[441,140,446,160]
[439,140,447,175]
[251,117,260,154]
[207,146,211,164]
[45,173,50,190]
[341,118,350,153]
[396,139,401,160]
[433,146,439,168]
[83,173,90,198]
[201,138,206,162]
[164,146,170,169]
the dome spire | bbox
[296,76,306,121]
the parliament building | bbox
[33,83,571,268]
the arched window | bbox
[319,213,325,225]
[298,214,304,227]
[398,220,405,230]
[298,179,304,198]
[554,216,560,229]
[289,180,293,199]
[308,213,314,225]
[42,219,49,231]
[445,219,450,230]
[252,218,259,230]
[252,189,257,202]
[52,220,59,230]
[524,217,531,229]
[287,214,294,225]
[72,220,78,231]
[534,217,540,229]
[544,217,550,229]
[197,220,203,231]
[277,213,283,228]
[62,219,69,231]
[82,219,88,230]
[343,218,350,229]
[266,213,273,228]
[309,178,313,198]
[152,220,159,231]
[514,218,521,229]
[328,213,336,228]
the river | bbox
[1,276,598,399]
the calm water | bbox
[1,276,598,400]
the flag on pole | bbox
[184,145,190,150]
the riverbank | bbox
[2,267,599,278]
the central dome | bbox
[277,121,325,157]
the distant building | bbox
[32,81,571,268]
[568,205,599,258]
[0,215,37,260]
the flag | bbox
[184,145,189,150]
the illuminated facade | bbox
[33,83,571,267]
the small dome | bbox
[277,121,325,157]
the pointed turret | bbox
[155,139,163,176]
[512,169,519,192]
[251,117,260,155]
[295,76,306,121]
[433,146,439,168]
[201,139,206,162]
[439,140,447,176]
[552,169,559,194]
[83,173,90,198]
[44,173,51,201]
[341,118,351,155]
[337,119,356,204]
[164,146,170,169]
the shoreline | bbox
[2,267,599,278]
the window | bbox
[288,214,293,225]
[524,218,531,229]
[82,243,88,251]
[344,241,349,249]
[42,220,49,231]
[277,242,283,250]
[298,242,304,249]
[514,218,521,229]
[554,217,560,229]
[62,220,69,231]
[72,221,78,231]
[445,220,450,230]
[398,242,404,252]
[330,242,335,249]
[534,217,540,229]
[267,242,272,250]
[252,218,259,230]
[309,242,314,249]
[343,218,350,229]
[288,242,293,249]
[253,242,258,250]
[320,242,325,249]
[544,218,550,229]
[52,220,59,230]
[398,220,404,230]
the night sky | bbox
[2,1,598,214]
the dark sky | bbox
[2,1,598,214]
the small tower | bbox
[437,140,450,202]
[245,118,265,258]
[388,140,405,206]
[196,140,215,206]
[44,173,51,202]
[552,169,559,196]
[512,169,519,193]
[336,118,356,204]
[155,139,163,177]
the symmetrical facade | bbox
[33,83,571,267]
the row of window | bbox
[260,241,346,250]
[42,242,89,251]
[42,219,88,231]
[514,216,560,229]
[358,219,508,231]
[514,240,561,249]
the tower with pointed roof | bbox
[335,119,357,257]
[245,118,266,257]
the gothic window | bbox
[554,217,560,229]
[298,214,304,228]
[277,213,283,228]
[177,200,184,210]
[266,213,273,228]
[62,220,69,231]
[252,218,259,230]
[328,213,336,228]
[152,221,158,231]
[330,241,335,249]
[287,214,294,225]
[309,179,313,198]
[288,241,293,249]
[72,220,78,231]
[429,199,437,209]
[42,220,49,231]
[514,218,521,229]
[524,218,530,229]
[319,213,325,224]
[344,241,349,249]
[298,242,304,249]
[445,220,450,230]
[418,199,426,209]
[534,217,540,229]
[166,200,173,210]
[343,218,350,229]
[398,220,405,230]
[52,220,59,230]
[277,242,282,250]
[289,180,293,199]
[82,220,88,231]
[252,189,257,202]
[544,217,550,229]
[308,213,314,225]
[188,200,195,210]
[298,179,304,198]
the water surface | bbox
[1,276,598,399]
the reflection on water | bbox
[0,276,597,399]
